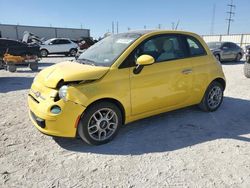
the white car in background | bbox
[40,38,78,57]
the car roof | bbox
[120,29,200,37]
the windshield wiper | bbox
[77,58,96,66]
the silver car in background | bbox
[207,42,244,62]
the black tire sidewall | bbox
[8,64,16,72]
[69,49,77,57]
[78,102,122,145]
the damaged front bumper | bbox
[28,81,86,138]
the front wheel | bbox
[40,49,48,57]
[199,81,224,112]
[77,102,122,145]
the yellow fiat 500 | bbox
[28,30,226,145]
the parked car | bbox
[244,56,250,78]
[40,38,78,57]
[245,45,250,62]
[207,41,244,62]
[75,38,97,59]
[0,38,40,57]
[28,30,226,145]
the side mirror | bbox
[136,54,155,66]
[222,46,228,50]
[133,55,155,74]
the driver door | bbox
[129,34,193,115]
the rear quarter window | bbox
[186,37,206,57]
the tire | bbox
[246,56,249,62]
[8,64,17,72]
[77,101,122,145]
[215,54,221,61]
[29,63,38,71]
[40,49,48,57]
[199,81,224,112]
[235,53,242,61]
[69,49,77,57]
[244,61,250,78]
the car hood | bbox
[35,61,109,88]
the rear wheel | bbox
[69,49,77,57]
[199,81,224,112]
[77,101,122,145]
[215,54,220,61]
[235,53,242,61]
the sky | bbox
[0,0,249,38]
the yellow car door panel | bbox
[130,58,193,115]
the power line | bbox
[226,0,236,35]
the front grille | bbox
[30,111,46,128]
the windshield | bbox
[78,33,141,66]
[43,39,53,45]
[207,42,222,49]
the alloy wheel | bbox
[87,108,118,141]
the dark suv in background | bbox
[207,42,244,62]
[245,45,250,62]
[244,46,250,78]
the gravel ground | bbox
[0,56,250,188]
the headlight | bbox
[58,85,68,101]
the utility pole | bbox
[116,22,119,34]
[171,20,180,30]
[210,4,216,35]
[112,21,114,34]
[226,0,235,35]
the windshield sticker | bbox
[116,39,133,44]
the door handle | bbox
[182,69,192,74]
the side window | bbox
[119,35,186,68]
[136,35,185,62]
[51,40,59,45]
[229,43,237,49]
[58,39,71,44]
[186,37,206,56]
[222,43,230,49]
